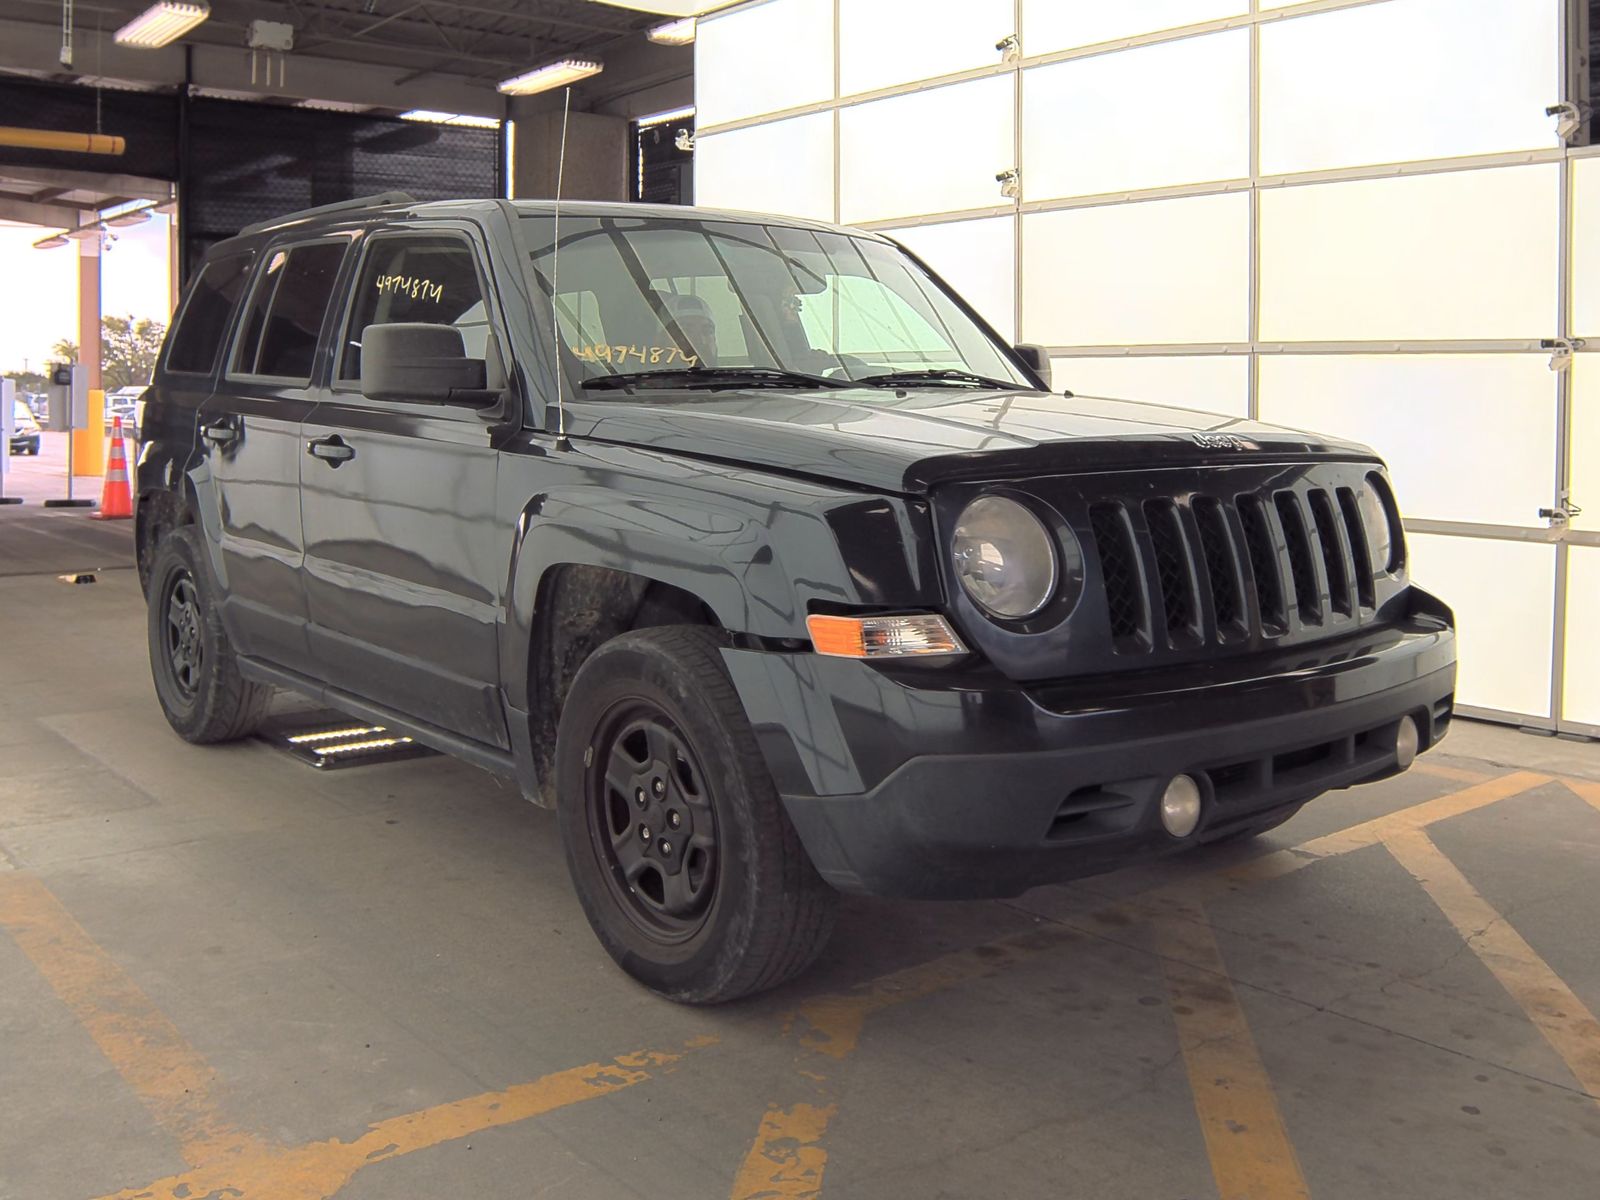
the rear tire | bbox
[555,626,837,1004]
[147,526,271,743]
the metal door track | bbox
[259,712,439,770]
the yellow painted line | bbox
[795,925,1077,1059]
[1563,776,1600,816]
[0,873,264,1167]
[1385,831,1600,1104]
[743,771,1544,1197]
[1413,760,1493,784]
[95,1039,717,1200]
[790,772,1549,1057]
[1154,915,1311,1200]
[728,1101,837,1200]
[1087,771,1553,932]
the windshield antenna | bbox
[552,85,572,451]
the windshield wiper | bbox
[852,368,1020,390]
[581,367,848,391]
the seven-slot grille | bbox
[1089,483,1379,651]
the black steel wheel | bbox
[588,707,719,941]
[555,626,837,1004]
[164,571,205,700]
[146,526,271,743]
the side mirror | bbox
[1012,343,1052,392]
[361,323,489,405]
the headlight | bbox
[952,495,1058,619]
[1358,476,1400,573]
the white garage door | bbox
[696,0,1596,734]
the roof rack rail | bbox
[239,191,417,235]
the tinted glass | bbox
[339,236,490,382]
[231,241,347,381]
[165,250,255,375]
[521,215,1030,391]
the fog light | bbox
[1394,715,1420,770]
[1160,775,1203,838]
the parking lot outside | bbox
[2,552,1597,1200]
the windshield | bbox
[520,215,1034,392]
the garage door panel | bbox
[840,76,1014,224]
[1022,192,1250,346]
[1022,31,1249,201]
[1053,355,1248,417]
[889,216,1017,340]
[1260,0,1559,177]
[1405,534,1555,719]
[1563,546,1600,727]
[1573,158,1600,341]
[696,0,834,127]
[1572,356,1600,534]
[694,114,835,221]
[840,0,1012,96]
[1258,355,1557,529]
[1022,0,1246,55]
[1259,164,1559,342]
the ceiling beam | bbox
[0,164,170,201]
[0,195,80,227]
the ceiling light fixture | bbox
[497,59,602,96]
[106,208,152,227]
[67,225,103,240]
[298,99,372,113]
[400,110,500,128]
[114,2,210,49]
[637,104,695,129]
[647,17,696,44]
[33,233,69,249]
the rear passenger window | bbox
[230,241,348,382]
[164,251,255,375]
[338,235,489,382]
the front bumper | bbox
[723,606,1455,900]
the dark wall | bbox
[0,77,498,279]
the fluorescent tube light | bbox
[637,105,695,129]
[497,59,602,96]
[400,110,501,128]
[114,2,210,49]
[648,17,696,44]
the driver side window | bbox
[339,235,490,384]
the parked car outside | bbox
[134,195,1457,1003]
[107,385,147,440]
[9,397,40,455]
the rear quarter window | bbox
[229,240,349,383]
[164,250,256,375]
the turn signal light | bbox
[806,613,967,659]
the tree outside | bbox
[99,316,165,390]
[5,318,166,394]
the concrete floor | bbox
[2,536,1599,1199]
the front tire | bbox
[555,627,837,1003]
[146,526,271,743]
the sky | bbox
[0,213,174,375]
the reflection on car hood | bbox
[564,387,1377,493]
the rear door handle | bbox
[201,421,237,446]
[306,434,355,465]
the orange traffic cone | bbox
[93,415,134,520]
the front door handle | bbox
[201,421,237,447]
[306,435,355,466]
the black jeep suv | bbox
[137,193,1456,1003]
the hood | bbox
[563,387,1379,494]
